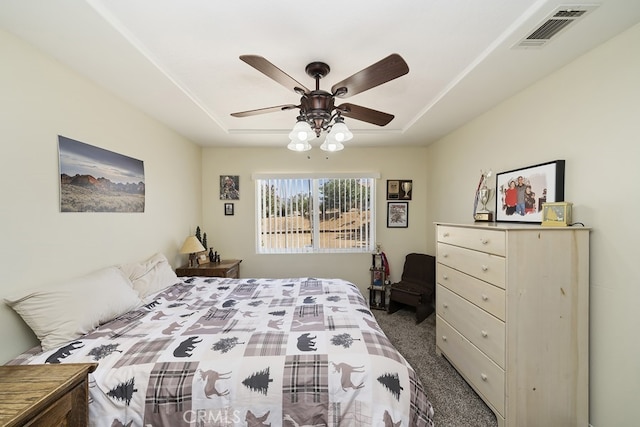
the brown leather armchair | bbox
[387,253,436,324]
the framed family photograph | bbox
[387,202,409,228]
[495,160,565,223]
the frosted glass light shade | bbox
[287,140,312,152]
[327,121,352,142]
[288,121,314,142]
[320,137,344,152]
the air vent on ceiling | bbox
[515,5,598,48]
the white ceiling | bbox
[2,0,639,148]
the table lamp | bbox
[180,235,206,267]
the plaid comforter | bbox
[10,277,435,426]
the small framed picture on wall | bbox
[387,202,409,228]
[224,203,234,216]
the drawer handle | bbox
[481,330,488,338]
[481,294,488,301]
[442,303,448,309]
[481,373,488,381]
[443,253,449,258]
[480,238,489,245]
[442,335,447,341]
[442,274,448,280]
[481,265,488,271]
[443,232,450,237]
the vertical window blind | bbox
[255,175,376,254]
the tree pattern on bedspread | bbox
[9,277,434,427]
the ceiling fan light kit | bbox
[319,139,344,152]
[287,140,312,152]
[232,54,409,152]
[288,118,315,143]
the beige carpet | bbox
[373,308,498,427]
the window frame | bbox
[253,172,378,254]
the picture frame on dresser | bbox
[495,160,565,223]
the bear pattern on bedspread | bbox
[9,277,435,427]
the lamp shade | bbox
[288,120,314,143]
[320,137,344,152]
[287,140,312,152]
[180,235,205,254]
[327,121,352,142]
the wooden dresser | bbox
[435,223,589,427]
[0,363,97,426]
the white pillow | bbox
[4,266,142,351]
[119,253,179,298]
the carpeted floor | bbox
[373,308,498,427]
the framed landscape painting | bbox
[58,135,145,212]
[495,160,565,223]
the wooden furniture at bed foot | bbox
[176,259,241,278]
[0,363,97,427]
[435,223,589,427]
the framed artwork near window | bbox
[495,160,565,223]
[387,202,409,228]
[387,180,400,199]
[220,175,239,200]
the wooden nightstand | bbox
[176,259,242,278]
[0,363,97,427]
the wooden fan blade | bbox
[231,104,298,117]
[240,55,310,94]
[337,103,394,126]
[331,54,409,98]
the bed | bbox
[5,254,435,426]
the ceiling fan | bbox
[231,54,409,151]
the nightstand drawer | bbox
[437,242,505,288]
[437,225,505,256]
[176,259,241,278]
[437,263,505,321]
[437,284,505,368]
[25,390,72,427]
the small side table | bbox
[0,363,97,427]
[176,259,242,278]
[368,285,388,310]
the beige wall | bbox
[426,23,640,427]
[0,30,203,362]
[201,146,430,292]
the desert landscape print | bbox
[58,135,145,212]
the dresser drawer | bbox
[436,316,505,416]
[437,225,505,256]
[437,264,505,321]
[437,242,506,288]
[437,284,505,368]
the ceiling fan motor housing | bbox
[301,91,335,136]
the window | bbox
[255,174,376,254]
